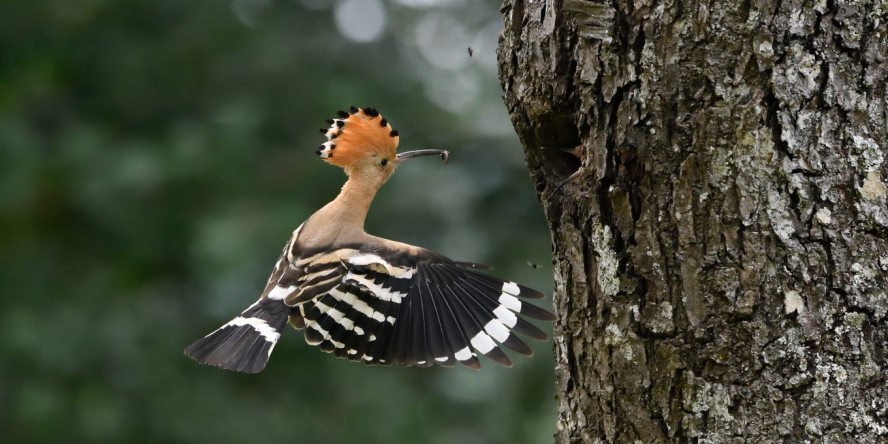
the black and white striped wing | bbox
[287,250,555,369]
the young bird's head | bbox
[317,106,449,188]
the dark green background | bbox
[0,0,555,442]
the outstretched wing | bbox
[278,247,555,369]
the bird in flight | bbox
[185,106,555,373]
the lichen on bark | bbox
[497,0,888,442]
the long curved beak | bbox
[395,149,450,165]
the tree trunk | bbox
[497,0,888,442]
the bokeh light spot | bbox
[231,0,271,28]
[424,71,479,112]
[334,0,387,43]
[415,12,471,71]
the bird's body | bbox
[185,107,555,373]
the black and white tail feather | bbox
[183,297,291,373]
[183,236,296,373]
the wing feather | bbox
[425,278,480,369]
[444,278,513,367]
[450,275,534,356]
[343,285,385,362]
[284,245,552,369]
[418,277,455,367]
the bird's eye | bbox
[380,159,388,166]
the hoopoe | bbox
[184,106,555,373]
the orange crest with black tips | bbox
[316,106,400,167]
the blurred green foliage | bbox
[0,0,555,443]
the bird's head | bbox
[317,106,449,188]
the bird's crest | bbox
[317,106,400,167]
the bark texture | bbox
[497,0,888,442]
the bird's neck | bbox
[325,175,380,229]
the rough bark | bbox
[497,0,888,442]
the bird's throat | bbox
[326,176,380,229]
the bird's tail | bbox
[184,298,291,373]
